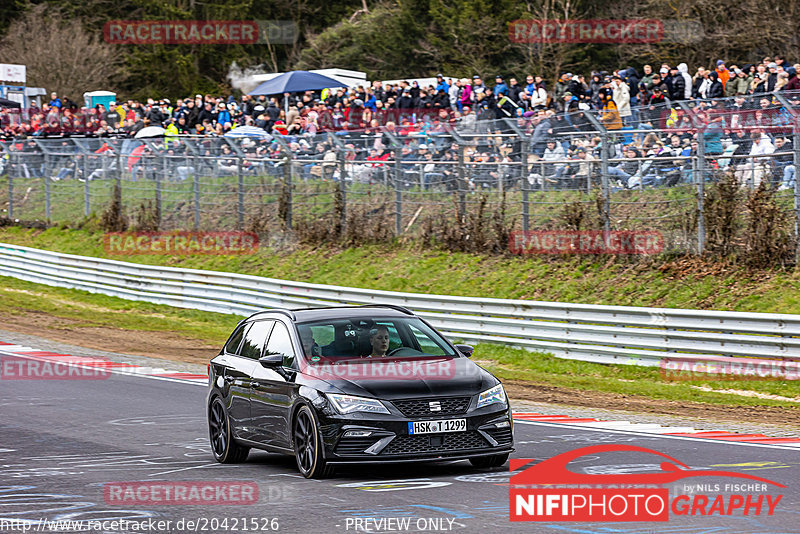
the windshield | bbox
[296,316,456,360]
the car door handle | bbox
[250,381,261,388]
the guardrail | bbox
[1,242,798,367]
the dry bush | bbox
[99,182,128,232]
[743,181,793,268]
[130,200,160,232]
[703,172,741,257]
[420,193,515,254]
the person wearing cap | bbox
[663,66,685,101]
[554,73,572,102]
[766,62,780,92]
[727,67,752,97]
[471,75,486,97]
[493,75,508,96]
[103,103,121,129]
[714,60,730,88]
[435,74,449,93]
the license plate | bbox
[408,419,466,434]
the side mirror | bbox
[259,353,284,368]
[455,344,474,358]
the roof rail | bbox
[357,304,414,315]
[246,308,297,321]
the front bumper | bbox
[317,405,514,463]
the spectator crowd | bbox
[3,54,800,191]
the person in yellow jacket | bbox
[164,120,179,148]
[600,91,622,130]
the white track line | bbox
[4,344,799,450]
[513,419,800,451]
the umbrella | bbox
[134,126,167,138]
[224,125,273,139]
[0,97,21,109]
[249,70,347,114]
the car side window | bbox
[239,320,274,360]
[265,322,296,367]
[224,324,247,355]
[409,325,446,355]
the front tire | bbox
[209,397,249,464]
[469,453,509,468]
[293,405,333,478]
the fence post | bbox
[394,152,403,236]
[599,133,611,232]
[44,155,51,220]
[83,156,90,217]
[696,126,706,255]
[582,110,609,230]
[520,139,529,232]
[155,157,162,227]
[794,118,800,262]
[337,148,347,235]
[282,151,293,229]
[193,156,200,230]
[7,171,12,220]
[237,157,244,231]
[457,144,466,221]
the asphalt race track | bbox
[1,346,799,534]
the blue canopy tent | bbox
[248,70,347,114]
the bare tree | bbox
[512,0,587,84]
[0,4,122,102]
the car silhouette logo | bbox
[510,444,786,486]
[429,401,441,412]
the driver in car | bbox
[299,327,321,357]
[365,326,390,358]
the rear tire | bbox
[209,397,250,464]
[469,453,509,468]
[293,405,333,478]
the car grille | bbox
[392,397,471,418]
[485,427,513,445]
[334,437,382,455]
[381,431,488,456]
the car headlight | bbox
[327,394,390,415]
[476,384,507,409]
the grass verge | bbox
[0,273,797,408]
[2,225,800,313]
